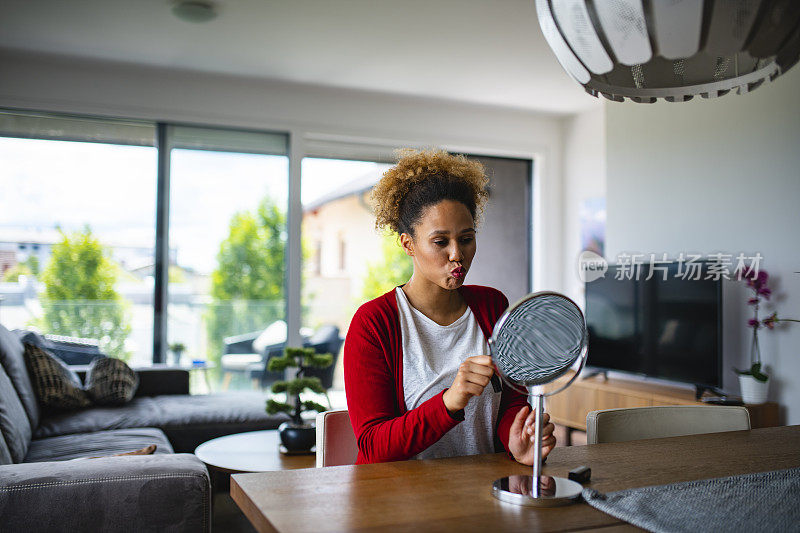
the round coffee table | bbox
[195,430,315,474]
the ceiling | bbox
[0,0,601,115]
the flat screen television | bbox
[585,262,722,390]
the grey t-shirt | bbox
[396,287,501,460]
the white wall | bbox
[606,67,800,425]
[561,107,606,304]
[0,50,569,293]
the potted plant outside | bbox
[168,342,186,366]
[265,346,333,453]
[734,268,799,404]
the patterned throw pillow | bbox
[23,343,91,410]
[85,357,139,406]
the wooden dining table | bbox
[231,425,800,532]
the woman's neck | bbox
[401,274,465,325]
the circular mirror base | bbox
[491,476,583,507]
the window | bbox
[314,241,322,276]
[0,111,157,365]
[0,111,289,389]
[0,110,535,397]
[300,157,394,391]
[167,125,289,390]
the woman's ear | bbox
[399,232,414,257]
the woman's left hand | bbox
[507,406,556,465]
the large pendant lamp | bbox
[536,0,800,102]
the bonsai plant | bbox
[168,342,186,366]
[265,346,333,453]
[734,268,799,403]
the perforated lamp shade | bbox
[536,0,800,102]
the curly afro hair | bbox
[371,148,489,237]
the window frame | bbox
[0,109,291,364]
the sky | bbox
[0,137,388,275]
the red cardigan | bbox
[344,284,528,464]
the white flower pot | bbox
[739,374,768,404]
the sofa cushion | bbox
[23,343,91,410]
[0,363,32,463]
[85,357,139,405]
[0,453,211,532]
[0,425,13,465]
[0,324,40,429]
[35,392,289,452]
[24,427,173,463]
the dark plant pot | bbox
[278,421,316,453]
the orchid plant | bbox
[735,268,799,382]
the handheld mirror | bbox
[488,291,588,507]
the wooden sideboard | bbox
[546,372,779,440]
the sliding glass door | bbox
[0,112,289,388]
[300,157,393,391]
[167,126,289,390]
[0,111,157,365]
[0,109,534,397]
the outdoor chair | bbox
[302,325,343,390]
[32,333,105,365]
[221,321,287,390]
[247,324,342,390]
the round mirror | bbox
[491,292,587,391]
[488,291,588,507]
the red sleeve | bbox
[490,290,530,454]
[496,385,529,454]
[344,305,460,464]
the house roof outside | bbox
[0,228,177,273]
[303,170,380,213]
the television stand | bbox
[546,371,780,440]
[581,369,608,380]
[694,384,727,401]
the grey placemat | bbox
[583,467,800,533]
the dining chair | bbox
[586,405,751,444]
[315,409,358,467]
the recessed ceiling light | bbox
[172,1,218,23]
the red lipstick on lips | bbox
[451,267,466,279]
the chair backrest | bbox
[315,409,358,467]
[304,325,343,390]
[252,320,288,354]
[306,325,339,347]
[586,405,751,445]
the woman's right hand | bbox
[443,355,495,413]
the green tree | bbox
[38,227,132,360]
[360,232,414,301]
[205,197,286,364]
[25,255,40,276]
[1,255,40,282]
[2,263,33,282]
[168,265,187,284]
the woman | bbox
[344,148,556,465]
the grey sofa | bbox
[0,324,288,532]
